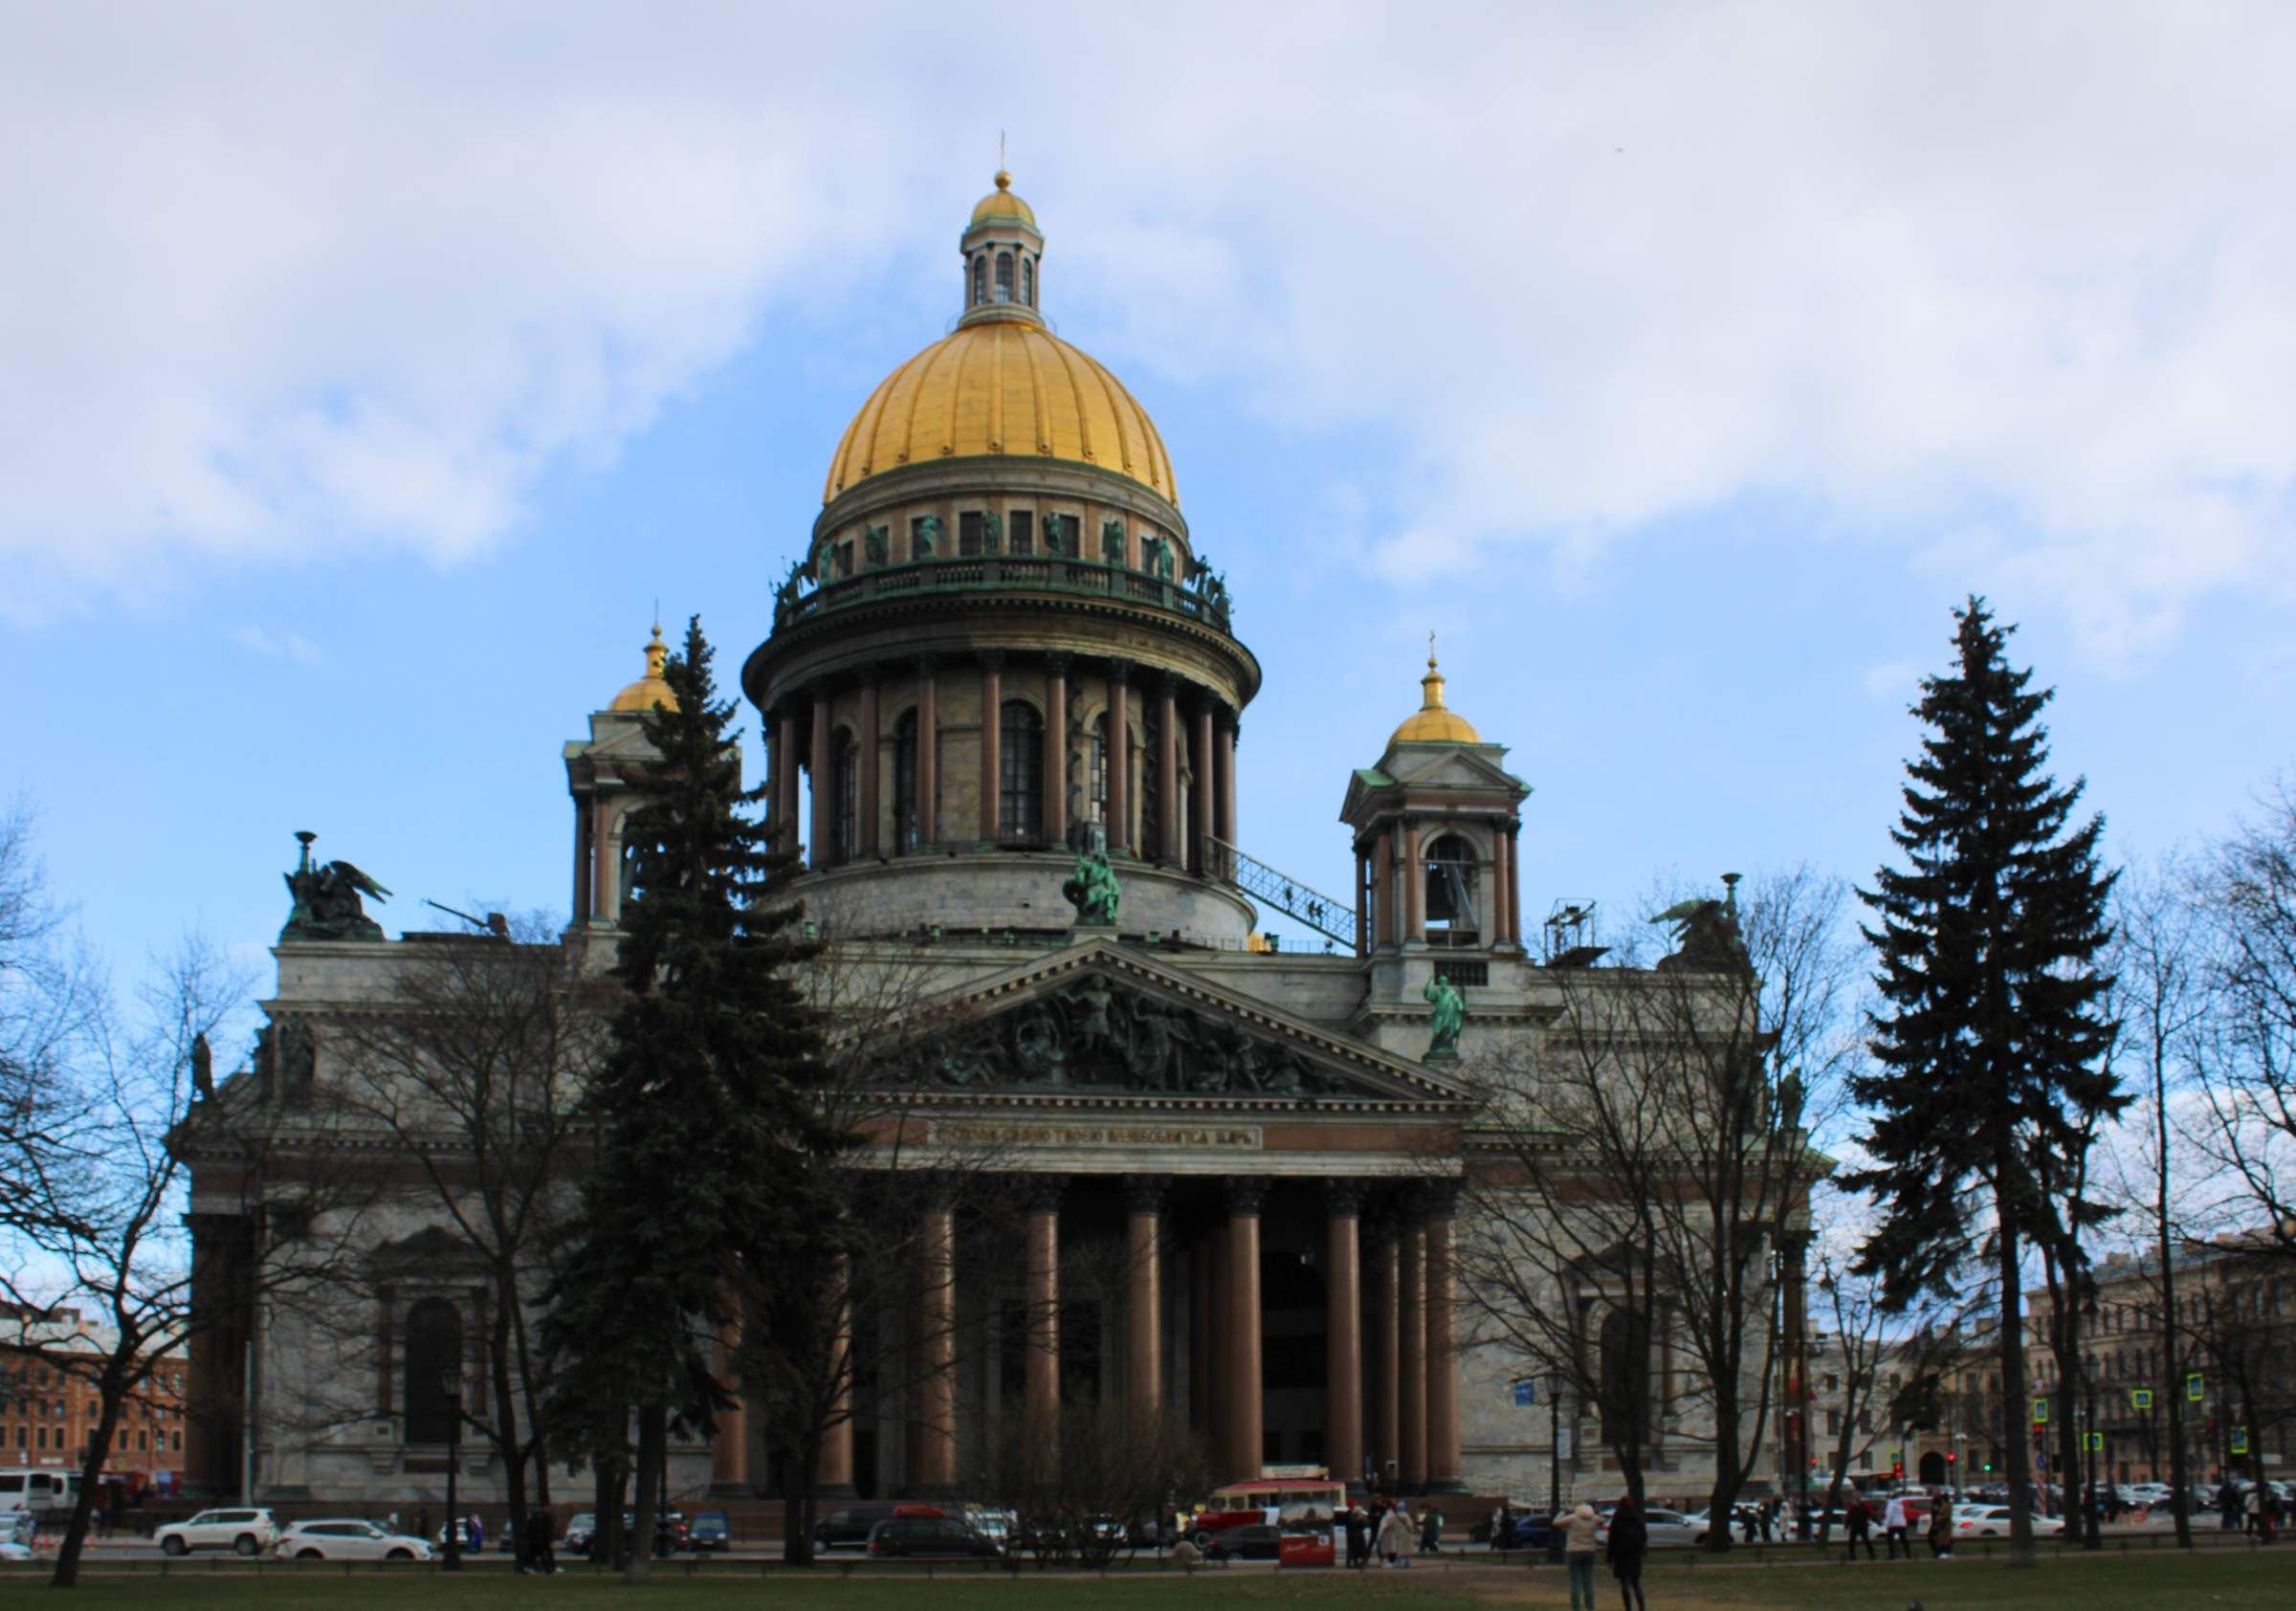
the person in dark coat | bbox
[1343,1505,1367,1568]
[1844,1495,1875,1561]
[1605,1495,1648,1611]
[523,1510,556,1575]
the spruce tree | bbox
[542,616,851,1581]
[1845,596,2122,1566]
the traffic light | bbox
[1892,1459,1904,1479]
[1982,1460,1995,1473]
[1946,1452,1957,1466]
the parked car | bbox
[1607,1508,1698,1547]
[961,1505,1015,1548]
[1204,1522,1284,1560]
[1954,1504,2064,1538]
[156,1508,280,1557]
[1508,1512,1556,1550]
[563,1512,605,1556]
[687,1510,731,1552]
[865,1517,1002,1558]
[0,1512,33,1561]
[816,1502,942,1552]
[274,1519,432,1562]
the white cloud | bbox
[4,4,2293,657]
[229,625,320,666]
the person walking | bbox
[1489,1500,1512,1553]
[1377,1501,1414,1568]
[1562,1503,1601,1611]
[1882,1492,1909,1560]
[1606,1495,1648,1611]
[523,1509,556,1575]
[1844,1495,1875,1561]
[1419,1508,1441,1556]
[1342,1503,1364,1569]
[1927,1495,1954,1559]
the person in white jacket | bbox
[1882,1493,1910,1560]
[1376,1503,1415,1567]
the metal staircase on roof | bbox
[1203,836,1356,952]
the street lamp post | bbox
[1547,1373,1565,1564]
[440,1368,462,1574]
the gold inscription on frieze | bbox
[935,1122,1262,1150]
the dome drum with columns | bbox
[742,172,1258,945]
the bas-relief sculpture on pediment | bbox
[930,972,1361,1097]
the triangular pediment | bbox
[1380,744,1525,791]
[860,940,1475,1107]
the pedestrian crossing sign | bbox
[2032,1399,2049,1423]
[2130,1388,2153,1410]
[2231,1426,2248,1455]
[2186,1373,2204,1402]
[2084,1432,2104,1451]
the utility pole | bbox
[441,1372,463,1573]
[1546,1373,1564,1563]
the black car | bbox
[815,1503,904,1552]
[865,1517,1001,1558]
[1205,1523,1284,1560]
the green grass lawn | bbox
[4,1550,2290,1611]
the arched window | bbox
[832,730,858,863]
[1000,700,1043,844]
[1022,255,1034,306]
[995,252,1015,302]
[1424,832,1481,947]
[971,254,987,306]
[894,711,918,853]
[403,1296,461,1445]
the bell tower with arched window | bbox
[960,171,1046,326]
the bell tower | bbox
[959,170,1046,328]
[563,625,676,930]
[1339,648,1530,960]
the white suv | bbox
[274,1518,431,1562]
[155,1507,279,1556]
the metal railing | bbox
[776,555,1233,634]
[1203,835,1356,952]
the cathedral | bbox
[178,173,1804,1512]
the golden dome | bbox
[1388,649,1480,745]
[970,170,1036,228]
[824,320,1177,505]
[608,625,678,714]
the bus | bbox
[1186,1475,1346,1545]
[0,1469,79,1520]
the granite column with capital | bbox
[1325,1181,1366,1491]
[1225,1177,1266,1479]
[1106,663,1131,854]
[1044,653,1071,849]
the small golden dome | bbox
[824,320,1177,506]
[1388,648,1481,745]
[608,624,678,714]
[970,169,1037,228]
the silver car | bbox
[154,1507,279,1557]
[274,1518,433,1562]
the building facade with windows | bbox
[176,173,1809,1511]
[1,1304,188,1500]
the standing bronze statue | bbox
[1061,848,1121,926]
[1424,972,1466,1059]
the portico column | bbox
[1355,846,1370,957]
[1374,833,1394,950]
[979,651,1004,848]
[1157,673,1181,862]
[1045,653,1071,849]
[915,657,939,848]
[1024,1177,1062,1427]
[817,1253,855,1496]
[1368,1221,1400,1488]
[1188,1241,1212,1431]
[1225,1177,1267,1480]
[1425,1185,1464,1490]
[808,686,832,871]
[1325,1181,1365,1492]
[907,1192,958,1493]
[776,710,801,849]
[1106,662,1131,854]
[1400,1215,1427,1488]
[857,677,881,857]
[1191,698,1215,872]
[709,1318,748,1495]
[1126,1177,1166,1423]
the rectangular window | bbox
[35,1427,45,1449]
[1008,510,1033,555]
[138,1431,147,1451]
[959,511,983,556]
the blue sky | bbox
[2,3,2291,986]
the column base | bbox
[1422,1477,1469,1494]
[813,1482,857,1501]
[895,1483,962,1501]
[706,1480,756,1498]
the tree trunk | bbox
[626,1403,664,1584]
[1997,1213,2038,1566]
[489,1286,527,1566]
[48,1385,128,1587]
[594,1454,626,1571]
